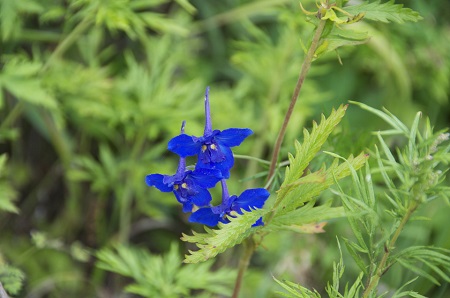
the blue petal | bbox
[189,168,222,188]
[145,174,173,192]
[213,144,234,178]
[181,201,194,213]
[189,208,221,226]
[168,134,202,157]
[188,185,213,207]
[252,217,264,227]
[215,128,253,147]
[233,188,269,212]
[173,190,194,212]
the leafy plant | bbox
[276,103,450,297]
[96,243,236,297]
[1,0,448,297]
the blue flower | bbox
[146,157,222,212]
[145,121,222,212]
[167,87,253,178]
[189,180,269,227]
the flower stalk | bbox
[232,237,256,298]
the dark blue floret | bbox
[145,89,265,228]
[146,158,222,212]
[167,87,253,178]
[189,180,269,227]
[146,121,222,212]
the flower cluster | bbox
[146,87,269,227]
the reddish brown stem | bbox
[266,19,327,187]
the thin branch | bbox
[232,237,256,298]
[362,201,419,297]
[266,19,327,188]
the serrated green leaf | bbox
[344,0,422,24]
[96,242,235,296]
[270,200,346,230]
[182,208,266,263]
[276,152,368,216]
[278,171,326,199]
[0,58,58,110]
[276,105,350,209]
[281,105,348,187]
[316,37,368,57]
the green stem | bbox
[118,131,147,243]
[362,201,419,297]
[266,19,327,187]
[234,154,271,165]
[0,102,24,130]
[42,15,93,71]
[232,237,256,298]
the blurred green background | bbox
[1,0,449,297]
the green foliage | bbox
[301,2,370,58]
[0,264,24,296]
[304,0,422,59]
[0,0,43,41]
[273,152,368,216]
[270,200,345,232]
[391,278,427,298]
[1,0,448,296]
[352,101,450,207]
[275,102,449,296]
[96,243,235,297]
[345,1,423,24]
[73,0,191,38]
[182,208,266,263]
[331,103,450,296]
[324,241,364,298]
[269,106,369,234]
[279,105,347,188]
[0,57,58,110]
